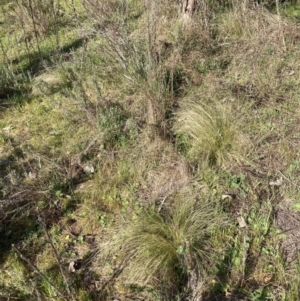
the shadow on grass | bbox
[0,37,87,110]
[0,158,88,267]
[0,284,31,301]
[11,37,87,75]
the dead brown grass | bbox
[216,3,300,172]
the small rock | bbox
[269,177,283,187]
[28,171,37,179]
[83,164,95,174]
[222,194,232,200]
[288,70,295,76]
[3,125,12,132]
[68,261,76,273]
[68,260,82,273]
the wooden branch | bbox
[39,217,77,301]
[12,244,66,299]
[180,0,196,21]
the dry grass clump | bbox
[111,197,227,296]
[80,0,198,131]
[80,0,148,86]
[142,158,191,205]
[218,1,293,44]
[82,0,135,30]
[219,1,300,75]
[174,100,246,168]
[7,0,66,40]
[215,2,300,169]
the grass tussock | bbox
[219,2,284,40]
[112,197,228,294]
[174,100,246,167]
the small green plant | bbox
[97,103,127,148]
[112,197,228,295]
[195,58,229,75]
[285,262,300,300]
[174,101,244,167]
[0,253,32,298]
[288,159,300,174]
[247,201,272,245]
[0,62,30,101]
[247,286,276,301]
[229,173,246,190]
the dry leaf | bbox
[237,216,247,228]
[264,275,272,283]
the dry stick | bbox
[240,226,248,287]
[276,0,286,52]
[200,0,210,31]
[146,0,157,78]
[237,216,248,287]
[39,217,77,301]
[158,194,168,213]
[12,244,66,299]
[15,0,33,56]
[82,134,101,156]
[27,0,43,59]
[30,279,43,301]
[104,32,127,67]
[277,170,300,189]
[52,0,60,50]
[0,39,8,61]
[71,0,77,18]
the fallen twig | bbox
[277,170,300,189]
[39,216,77,301]
[12,244,66,299]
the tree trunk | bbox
[180,0,196,22]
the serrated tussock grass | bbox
[112,197,228,294]
[174,100,246,168]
